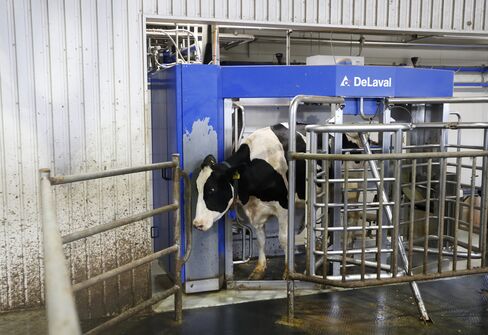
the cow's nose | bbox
[193,220,205,230]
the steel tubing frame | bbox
[287,95,488,323]
[39,154,191,335]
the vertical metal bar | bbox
[377,161,384,279]
[342,160,349,282]
[332,107,344,276]
[424,159,432,275]
[287,98,299,321]
[211,25,220,64]
[322,133,330,279]
[306,131,316,276]
[409,159,417,274]
[480,129,488,267]
[40,169,82,335]
[391,131,402,278]
[286,29,291,65]
[361,161,367,281]
[453,156,462,271]
[468,158,476,270]
[172,154,183,322]
[437,129,448,273]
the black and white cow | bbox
[193,123,361,279]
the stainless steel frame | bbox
[287,95,488,322]
[40,154,192,335]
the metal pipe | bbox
[49,161,176,185]
[314,248,394,256]
[84,286,178,335]
[285,30,291,65]
[287,95,344,321]
[181,170,193,264]
[359,132,431,322]
[212,25,220,64]
[73,244,178,292]
[306,123,410,133]
[315,225,394,232]
[289,267,488,288]
[291,150,488,161]
[62,204,178,244]
[172,154,183,322]
[40,169,82,335]
[387,97,488,104]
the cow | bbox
[192,123,362,279]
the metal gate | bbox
[286,95,488,321]
[40,154,191,335]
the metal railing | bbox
[40,154,192,335]
[286,95,488,322]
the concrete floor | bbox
[4,273,487,335]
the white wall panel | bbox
[0,0,151,316]
[150,0,488,34]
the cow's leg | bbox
[277,208,289,280]
[249,225,267,280]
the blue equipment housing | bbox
[150,64,453,292]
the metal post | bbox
[40,169,82,335]
[359,133,431,323]
[212,25,220,65]
[172,154,183,322]
[480,129,488,267]
[286,30,292,65]
[287,95,344,321]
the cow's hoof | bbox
[282,266,289,280]
[249,267,266,280]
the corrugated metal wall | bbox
[151,0,488,34]
[0,0,487,317]
[0,0,154,318]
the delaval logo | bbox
[340,75,392,88]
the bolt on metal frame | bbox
[287,95,488,322]
[40,153,192,335]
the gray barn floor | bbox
[2,274,487,335]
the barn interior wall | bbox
[0,0,154,318]
[0,0,487,316]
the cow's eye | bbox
[209,187,216,193]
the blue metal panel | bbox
[149,67,180,276]
[221,65,337,98]
[395,67,453,97]
[220,65,454,99]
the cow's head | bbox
[193,155,234,231]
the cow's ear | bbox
[201,154,217,169]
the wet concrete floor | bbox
[2,274,487,335]
[107,274,488,335]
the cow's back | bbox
[241,123,307,200]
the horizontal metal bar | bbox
[319,273,393,281]
[226,280,321,290]
[316,177,395,183]
[290,267,488,288]
[73,244,178,292]
[412,122,488,129]
[84,285,179,335]
[315,201,395,208]
[292,95,345,105]
[324,256,392,271]
[387,97,488,104]
[306,123,410,133]
[62,204,178,244]
[447,162,483,170]
[409,247,481,258]
[314,225,394,232]
[49,161,177,185]
[448,144,484,150]
[314,248,393,256]
[291,150,488,162]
